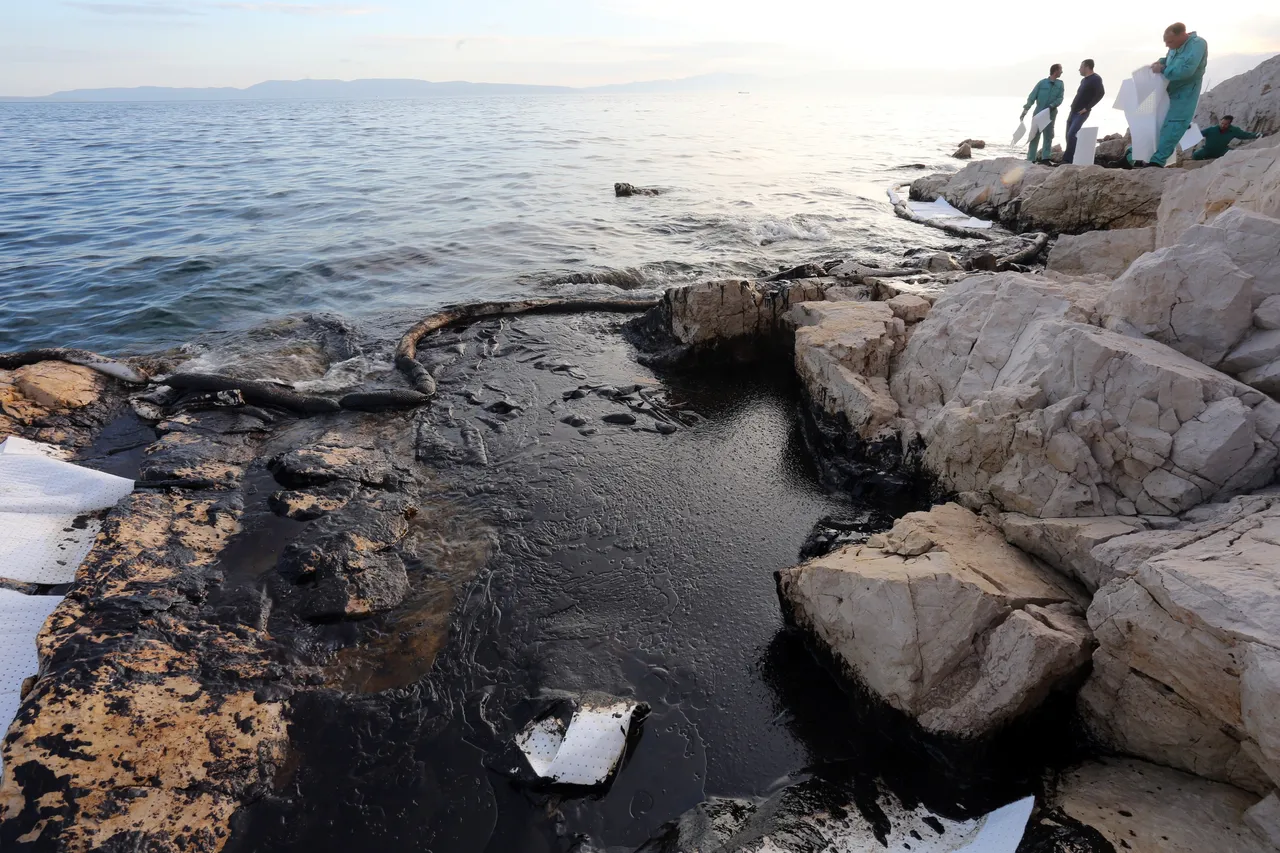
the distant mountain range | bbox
[0,74,764,103]
[3,55,1273,103]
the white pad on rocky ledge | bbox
[515,698,640,786]
[0,436,134,584]
[888,188,992,229]
[0,588,64,773]
[788,793,1034,852]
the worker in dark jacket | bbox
[1192,115,1260,160]
[1063,59,1105,164]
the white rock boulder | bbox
[1195,53,1280,137]
[789,301,906,440]
[1080,493,1280,793]
[1049,758,1276,853]
[893,274,1280,518]
[778,503,1091,739]
[911,157,1052,223]
[1101,244,1254,368]
[1156,146,1280,247]
[662,278,828,347]
[1045,227,1154,279]
[1016,165,1174,234]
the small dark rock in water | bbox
[959,138,987,149]
[562,414,589,428]
[969,252,999,272]
[564,388,588,400]
[486,399,522,414]
[578,427,599,436]
[655,422,678,435]
[766,263,827,281]
[614,182,661,197]
[602,412,637,425]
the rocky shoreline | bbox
[4,63,1280,852]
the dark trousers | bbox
[1063,109,1090,164]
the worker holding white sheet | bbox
[1139,22,1208,168]
[1021,64,1065,163]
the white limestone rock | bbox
[1017,165,1174,234]
[1195,53,1280,137]
[893,274,1280,518]
[931,157,1052,222]
[1081,495,1280,792]
[789,301,906,440]
[885,293,930,324]
[663,278,827,347]
[1255,295,1280,331]
[1051,758,1276,853]
[1101,244,1254,368]
[1045,227,1154,279]
[1000,514,1149,592]
[778,504,1090,739]
[1245,792,1280,850]
[1156,147,1280,248]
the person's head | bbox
[1050,63,1063,80]
[1080,59,1095,76]
[1164,22,1190,49]
[1220,115,1235,131]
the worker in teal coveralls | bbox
[1141,22,1208,167]
[1021,64,1065,162]
[1192,115,1259,160]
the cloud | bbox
[63,2,201,14]
[211,1,376,14]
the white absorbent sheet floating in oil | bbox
[0,588,65,775]
[515,698,642,786]
[0,436,134,585]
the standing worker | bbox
[1064,60,1105,164]
[1021,64,1065,163]
[1137,23,1208,167]
[1193,115,1260,160]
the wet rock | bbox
[1049,758,1275,853]
[602,412,637,426]
[1016,165,1174,234]
[0,490,288,851]
[278,494,413,620]
[655,422,678,435]
[485,399,522,414]
[907,172,951,202]
[961,138,986,149]
[614,182,660,197]
[779,504,1090,738]
[952,142,972,159]
[766,263,827,281]
[654,277,830,354]
[269,483,356,521]
[139,411,265,488]
[269,440,405,490]
[1046,227,1155,278]
[561,414,589,428]
[923,252,962,272]
[13,361,105,410]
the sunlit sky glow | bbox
[4,0,1278,96]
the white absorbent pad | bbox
[0,588,64,775]
[0,436,134,584]
[516,699,641,786]
[1011,121,1027,145]
[1073,127,1100,166]
[1031,108,1052,133]
[906,198,993,230]
[1122,66,1171,163]
[1179,124,1204,152]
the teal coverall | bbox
[1192,123,1258,159]
[1150,32,1208,166]
[1022,77,1065,162]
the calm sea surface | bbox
[4,94,1031,353]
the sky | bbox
[3,0,1279,96]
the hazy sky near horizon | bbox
[4,0,1279,96]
